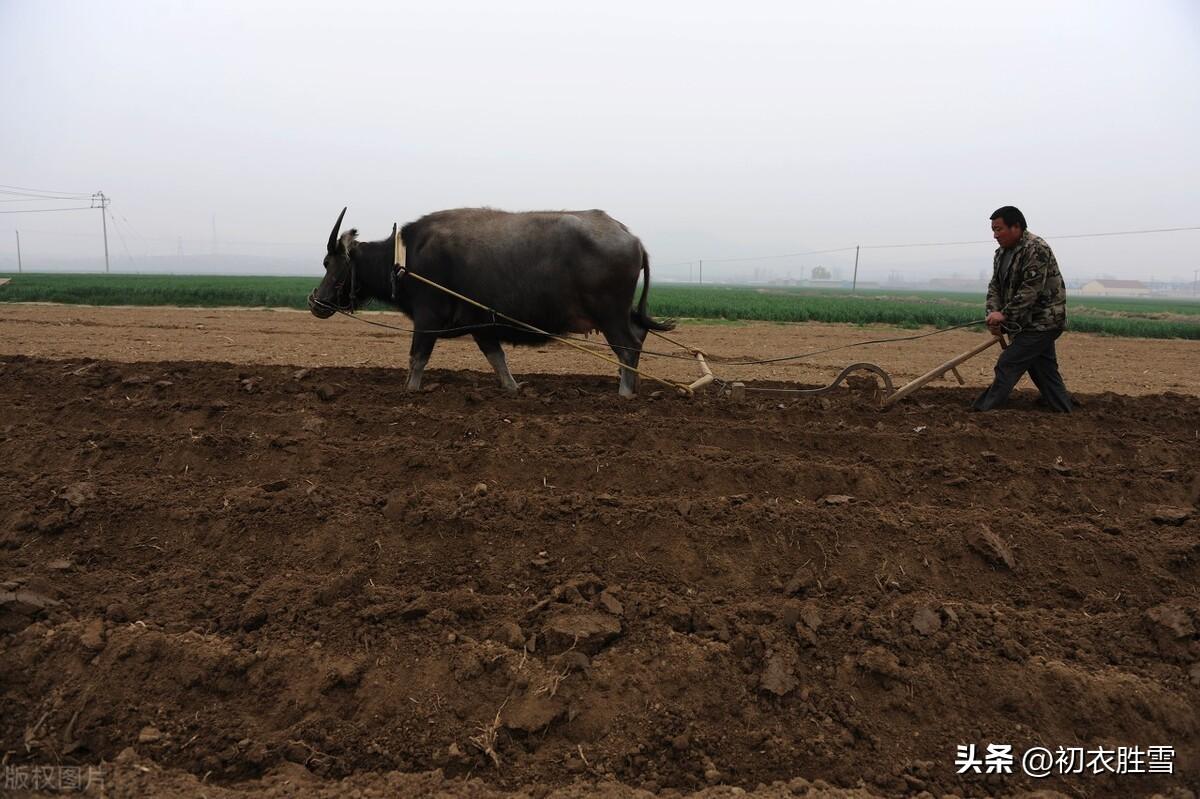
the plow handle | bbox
[882,335,1002,408]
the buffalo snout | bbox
[308,292,336,319]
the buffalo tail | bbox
[633,248,676,332]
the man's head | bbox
[990,206,1026,249]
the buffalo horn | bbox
[327,207,347,253]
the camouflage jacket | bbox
[986,230,1067,332]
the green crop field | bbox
[1,273,1197,340]
[0,273,315,310]
[650,285,1199,339]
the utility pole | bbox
[851,245,860,292]
[15,230,21,273]
[698,258,703,285]
[92,191,110,273]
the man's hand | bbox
[986,311,1006,335]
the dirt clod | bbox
[760,654,799,697]
[1149,506,1193,526]
[784,567,817,596]
[80,618,106,651]
[489,620,526,650]
[859,647,904,680]
[1145,602,1197,658]
[911,606,941,636]
[502,694,564,733]
[138,726,163,744]
[597,590,624,616]
[61,481,97,508]
[967,524,1016,570]
[541,611,621,655]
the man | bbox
[972,206,1072,412]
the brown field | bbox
[1,305,1198,798]
[1,305,1199,396]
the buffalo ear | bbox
[327,207,347,254]
[330,229,359,258]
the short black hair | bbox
[990,206,1026,230]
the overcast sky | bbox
[2,0,1198,283]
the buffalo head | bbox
[308,207,358,318]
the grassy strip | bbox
[0,273,315,310]
[2,273,1197,339]
[650,286,1200,339]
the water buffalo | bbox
[308,207,674,396]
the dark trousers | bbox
[972,329,1072,412]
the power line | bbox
[862,238,987,250]
[0,206,96,214]
[0,227,105,238]
[116,208,147,243]
[8,201,1199,276]
[0,194,92,203]
[106,207,135,263]
[0,197,95,203]
[862,224,1200,250]
[668,224,1200,266]
[0,187,88,196]
[0,183,92,198]
[1046,225,1200,241]
[0,224,310,249]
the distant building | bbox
[929,278,988,292]
[764,278,878,290]
[1079,279,1151,297]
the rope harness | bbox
[389,230,695,394]
[309,227,1021,403]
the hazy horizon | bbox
[2,1,1198,284]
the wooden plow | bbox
[721,334,1006,409]
[879,334,1005,408]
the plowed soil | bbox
[1,305,1198,798]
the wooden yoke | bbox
[393,223,405,269]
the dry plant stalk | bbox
[468,699,508,769]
